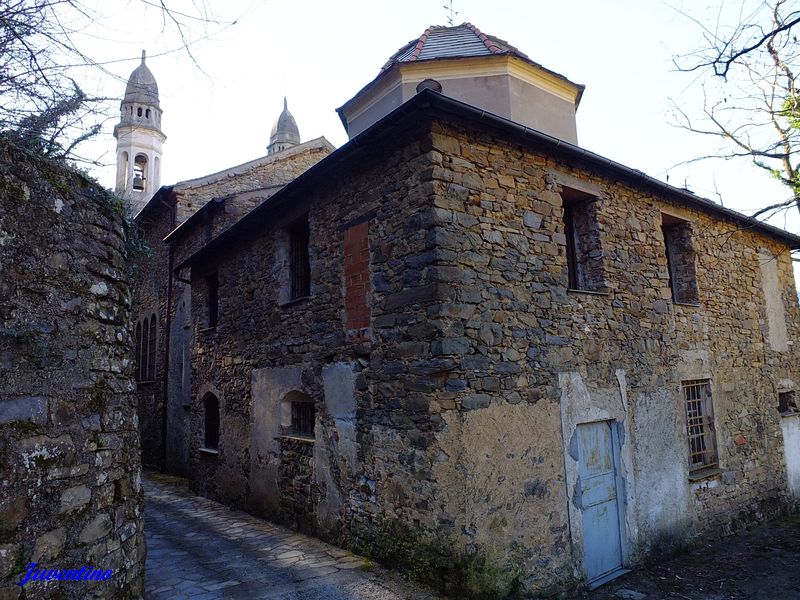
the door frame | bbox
[577,419,627,587]
[558,372,636,589]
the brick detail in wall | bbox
[343,221,370,330]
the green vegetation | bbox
[85,379,109,415]
[357,519,525,599]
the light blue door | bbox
[577,421,624,585]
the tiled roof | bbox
[381,23,528,72]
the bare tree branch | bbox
[0,0,234,162]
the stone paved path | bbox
[143,474,434,600]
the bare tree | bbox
[0,0,230,161]
[673,0,800,219]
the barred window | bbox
[134,321,143,381]
[291,401,315,437]
[147,314,156,381]
[288,217,310,300]
[134,313,156,382]
[683,379,718,472]
[282,391,315,439]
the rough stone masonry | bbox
[173,95,800,596]
[0,138,145,599]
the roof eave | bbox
[179,90,800,270]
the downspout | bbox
[161,197,176,472]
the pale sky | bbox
[72,0,799,238]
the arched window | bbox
[134,321,142,381]
[133,154,148,192]
[137,107,143,117]
[134,313,157,382]
[146,108,151,119]
[140,317,149,380]
[282,391,315,438]
[147,314,156,381]
[203,393,220,450]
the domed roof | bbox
[270,98,300,146]
[124,50,160,106]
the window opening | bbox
[132,154,147,192]
[662,214,699,304]
[561,187,604,291]
[291,402,315,437]
[282,391,315,439]
[779,390,798,414]
[683,379,718,472]
[147,314,156,381]
[288,217,310,300]
[134,321,142,381]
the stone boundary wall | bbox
[0,139,145,599]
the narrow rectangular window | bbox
[289,217,310,300]
[560,187,604,292]
[662,215,699,304]
[147,313,156,381]
[291,401,315,438]
[683,379,718,472]
[563,203,580,289]
[140,317,149,381]
[206,273,219,328]
[134,321,143,382]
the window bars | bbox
[290,401,315,438]
[289,218,310,300]
[683,379,718,471]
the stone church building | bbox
[127,23,800,593]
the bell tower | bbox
[268,98,301,155]
[114,50,166,215]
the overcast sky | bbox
[72,0,798,238]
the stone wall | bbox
[134,141,333,477]
[419,120,799,590]
[183,121,437,539]
[0,139,145,599]
[173,140,332,226]
[132,202,173,470]
[181,115,799,595]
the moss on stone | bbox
[356,519,525,599]
[85,379,109,415]
[3,420,42,436]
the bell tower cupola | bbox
[114,50,166,215]
[268,97,301,155]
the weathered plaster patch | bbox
[249,366,302,514]
[316,362,357,531]
[759,252,789,352]
[780,415,800,501]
